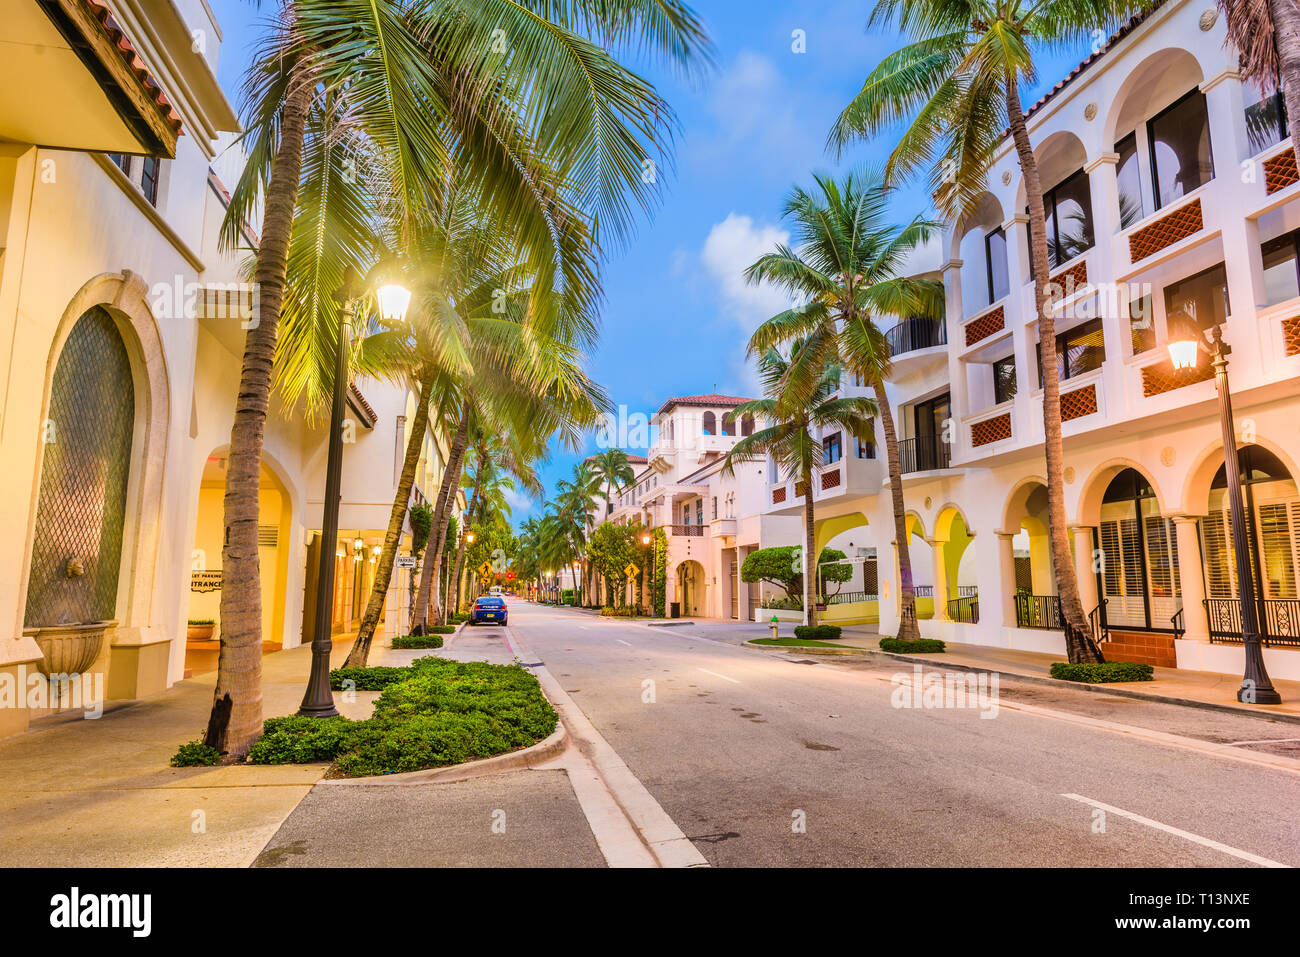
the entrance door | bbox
[729,558,739,619]
[1098,468,1181,629]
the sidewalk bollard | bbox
[770,615,779,640]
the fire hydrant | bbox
[770,615,779,639]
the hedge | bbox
[241,656,558,776]
[1050,661,1154,683]
[879,637,947,654]
[391,634,444,649]
[600,605,635,617]
[793,624,842,640]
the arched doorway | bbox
[1004,480,1057,627]
[24,307,135,637]
[1202,445,1300,644]
[1097,467,1181,630]
[677,560,705,617]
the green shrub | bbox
[257,657,558,776]
[171,738,221,767]
[428,624,456,634]
[391,634,444,649]
[448,613,469,624]
[1050,661,1154,683]
[793,624,842,640]
[600,605,634,617]
[187,618,215,626]
[879,637,947,654]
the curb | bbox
[318,722,569,787]
[646,620,694,628]
[866,648,1300,726]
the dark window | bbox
[913,393,950,436]
[741,414,754,436]
[1244,79,1288,155]
[721,413,735,436]
[1149,90,1213,209]
[1164,262,1229,333]
[702,411,715,435]
[107,153,131,174]
[856,436,875,459]
[822,431,842,464]
[1041,168,1095,268]
[1038,318,1106,384]
[1128,293,1155,354]
[712,496,718,520]
[696,499,703,525]
[993,355,1017,404]
[985,228,1009,304]
[141,157,160,205]
[1115,133,1144,228]
[1262,230,1300,305]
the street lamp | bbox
[1166,315,1281,704]
[300,263,411,717]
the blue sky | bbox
[208,0,1093,526]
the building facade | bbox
[2,0,455,737]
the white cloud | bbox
[701,212,792,335]
[503,483,535,519]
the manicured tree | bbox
[828,0,1143,661]
[741,545,852,606]
[744,170,941,642]
[724,343,877,625]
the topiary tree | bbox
[586,522,642,608]
[742,545,852,605]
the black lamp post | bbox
[299,265,411,717]
[1167,315,1281,704]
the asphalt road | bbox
[256,602,1300,868]
[509,603,1300,868]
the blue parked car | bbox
[470,596,508,626]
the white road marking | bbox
[1227,737,1300,746]
[1061,794,1290,868]
[616,639,632,647]
[697,667,740,684]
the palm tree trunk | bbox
[413,415,467,628]
[802,463,817,626]
[204,68,313,759]
[448,472,485,618]
[873,376,920,642]
[1270,0,1300,155]
[1006,77,1104,664]
[344,367,435,667]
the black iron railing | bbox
[1204,598,1300,648]
[1091,598,1110,643]
[1015,592,1063,629]
[666,524,704,537]
[897,434,951,473]
[948,595,979,623]
[886,317,947,356]
[1171,606,1184,640]
[820,591,878,605]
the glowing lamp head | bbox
[641,533,652,546]
[1167,336,1199,370]
[466,531,476,544]
[375,283,411,323]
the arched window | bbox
[702,411,716,435]
[741,414,754,436]
[1205,446,1299,610]
[721,412,736,436]
[1098,467,1178,630]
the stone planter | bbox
[23,621,116,676]
[186,623,215,641]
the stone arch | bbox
[1011,130,1090,212]
[22,271,170,637]
[1102,47,1207,148]
[1180,436,1300,518]
[1075,457,1171,527]
[1001,474,1050,533]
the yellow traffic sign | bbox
[624,562,639,579]
[477,560,493,578]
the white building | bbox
[1,0,455,737]
[758,0,1300,679]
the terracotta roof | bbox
[1018,3,1165,129]
[584,452,649,465]
[347,383,378,427]
[84,0,184,137]
[206,169,260,246]
[656,393,754,415]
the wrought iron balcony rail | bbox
[1205,598,1300,648]
[897,434,951,474]
[819,590,878,606]
[886,317,947,356]
[666,524,704,537]
[948,595,979,623]
[1015,592,1063,630]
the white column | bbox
[1172,515,1211,642]
[997,531,1019,628]
[1071,525,1099,614]
[928,537,950,620]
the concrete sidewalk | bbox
[0,637,360,867]
[835,625,1300,721]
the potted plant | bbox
[187,618,216,641]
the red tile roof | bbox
[84,0,185,138]
[656,393,754,415]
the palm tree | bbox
[205,1,708,755]
[827,0,1137,662]
[744,170,942,642]
[725,342,877,625]
[1220,0,1300,156]
[549,463,601,603]
[590,448,636,518]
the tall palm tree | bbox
[724,342,877,625]
[744,170,942,642]
[1220,0,1300,155]
[828,0,1137,662]
[206,1,709,756]
[549,463,601,602]
[590,448,636,517]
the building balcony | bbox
[896,434,950,474]
[665,524,705,537]
[885,317,948,377]
[764,456,881,515]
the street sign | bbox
[477,560,492,578]
[395,556,416,569]
[624,562,639,579]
